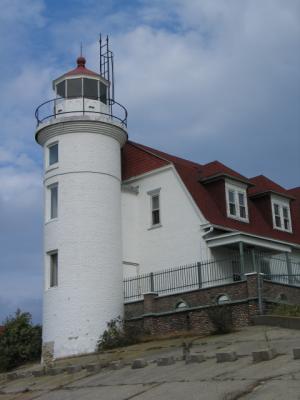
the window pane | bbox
[152,209,160,225]
[238,192,245,206]
[152,195,159,210]
[100,82,107,104]
[83,78,98,99]
[282,207,289,218]
[228,190,235,203]
[275,215,281,228]
[229,203,236,216]
[50,186,58,219]
[240,206,246,219]
[50,253,58,287]
[67,78,82,98]
[284,218,290,230]
[273,203,280,216]
[49,143,58,165]
[56,81,65,97]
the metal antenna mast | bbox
[99,34,115,108]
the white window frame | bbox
[47,250,58,288]
[271,195,292,233]
[225,181,249,222]
[147,188,161,228]
[48,141,59,167]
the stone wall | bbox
[124,273,300,336]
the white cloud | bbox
[0,0,45,25]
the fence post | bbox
[239,242,245,279]
[285,252,293,285]
[149,272,154,292]
[197,262,202,289]
[253,252,264,315]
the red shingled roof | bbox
[199,160,251,185]
[249,175,294,198]
[64,57,99,78]
[122,141,300,246]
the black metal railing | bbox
[124,254,244,302]
[123,252,300,302]
[35,96,128,127]
[262,255,300,286]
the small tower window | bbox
[56,80,66,98]
[49,252,58,287]
[49,184,58,219]
[49,143,58,166]
[67,78,82,98]
[100,82,107,104]
[83,78,98,99]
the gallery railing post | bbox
[197,262,202,289]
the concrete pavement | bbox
[0,326,299,399]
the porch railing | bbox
[124,254,243,302]
[123,252,300,302]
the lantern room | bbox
[35,37,127,129]
[52,56,109,118]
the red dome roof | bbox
[64,56,99,78]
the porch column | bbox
[239,242,245,278]
[285,252,293,285]
[250,248,257,272]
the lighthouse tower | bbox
[35,39,127,359]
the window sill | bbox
[273,226,293,234]
[148,223,162,231]
[45,218,58,225]
[45,286,58,292]
[227,214,249,224]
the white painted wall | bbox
[41,123,125,359]
[121,166,210,277]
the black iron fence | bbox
[123,252,300,302]
[35,96,128,127]
[263,255,300,286]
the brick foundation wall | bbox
[263,280,300,304]
[124,273,300,336]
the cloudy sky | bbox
[0,0,299,324]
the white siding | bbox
[41,123,125,359]
[122,167,210,277]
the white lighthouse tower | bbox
[35,38,127,359]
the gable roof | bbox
[249,175,294,199]
[199,161,252,185]
[122,141,300,246]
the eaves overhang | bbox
[205,231,293,253]
[249,190,295,201]
[199,173,253,187]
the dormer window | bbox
[271,196,292,232]
[225,182,248,222]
